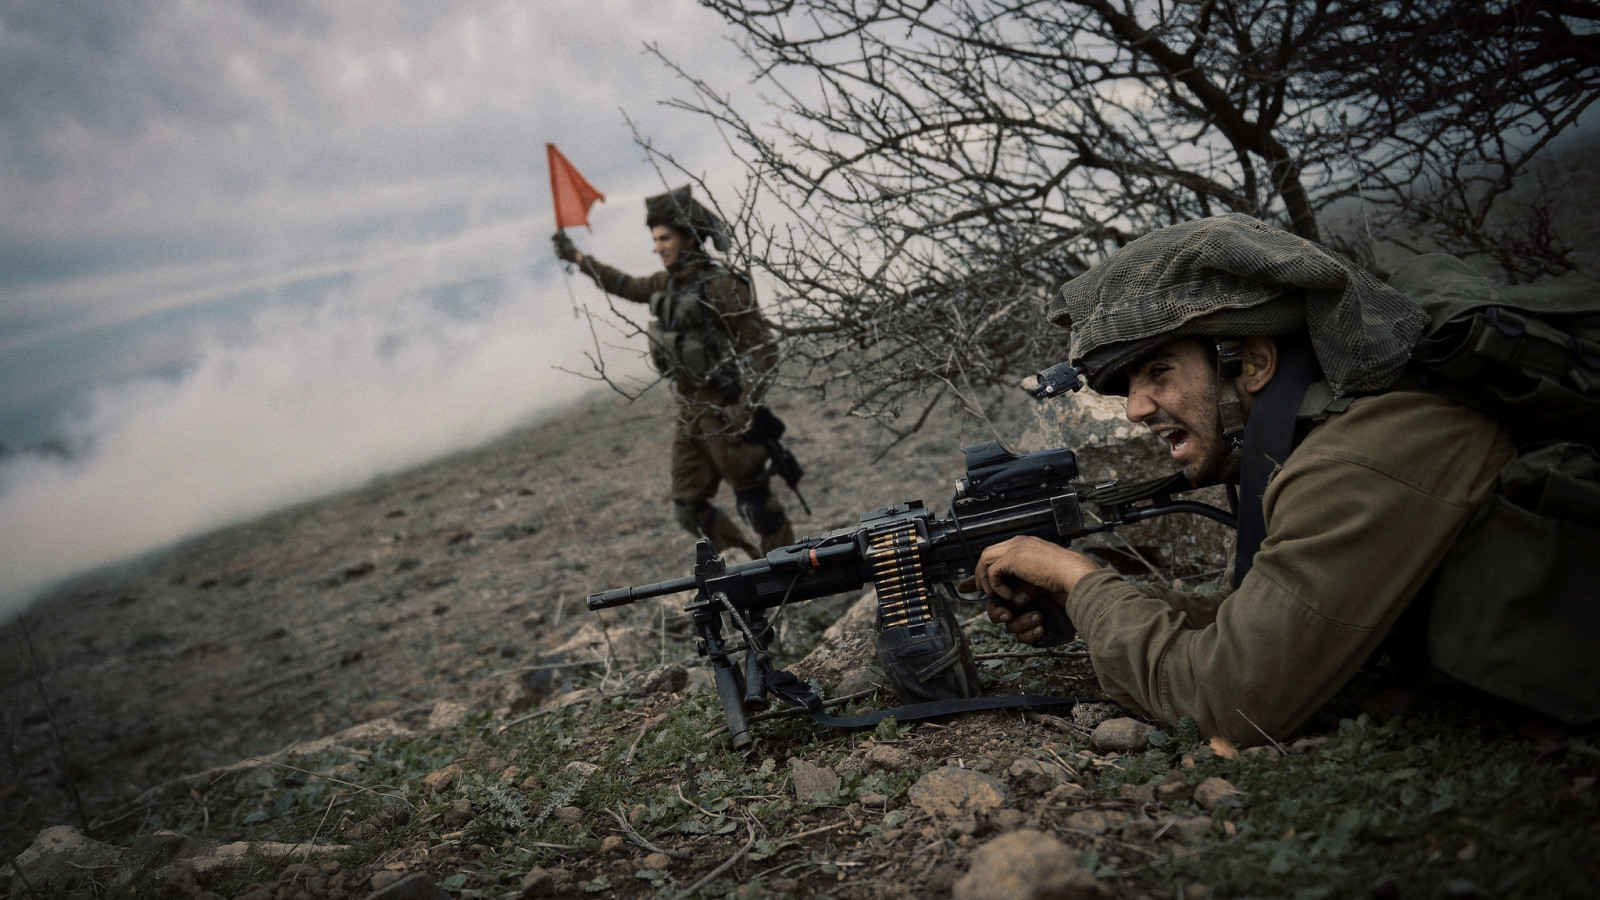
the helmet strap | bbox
[1214,338,1247,450]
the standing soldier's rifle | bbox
[588,438,1237,750]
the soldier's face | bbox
[1123,339,1231,484]
[652,226,695,269]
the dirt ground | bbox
[4,381,1165,862]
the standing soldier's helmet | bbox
[645,186,730,252]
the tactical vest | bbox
[645,264,739,388]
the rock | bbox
[1091,718,1155,753]
[1154,770,1193,805]
[2,826,126,894]
[1071,702,1122,731]
[427,700,470,730]
[1008,758,1074,795]
[908,766,1012,819]
[443,798,473,828]
[519,866,555,897]
[1288,736,1330,755]
[552,806,584,824]
[1243,745,1283,762]
[422,764,463,794]
[1160,815,1215,844]
[634,663,689,695]
[368,873,450,899]
[642,852,672,870]
[1043,783,1090,804]
[864,744,918,772]
[1063,809,1131,835]
[791,758,840,801]
[838,666,887,696]
[953,829,1104,900]
[1117,782,1155,805]
[1193,777,1246,811]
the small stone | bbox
[600,835,624,854]
[1242,745,1282,762]
[442,798,473,828]
[1043,782,1090,804]
[427,701,469,730]
[1208,735,1239,759]
[643,853,672,870]
[1193,777,1246,811]
[1064,809,1130,835]
[953,829,1104,899]
[1117,782,1155,805]
[791,758,840,801]
[1155,770,1193,805]
[1008,758,1072,795]
[908,767,1012,819]
[422,764,462,793]
[370,871,404,891]
[552,806,583,824]
[864,744,918,772]
[519,867,554,897]
[1161,815,1214,844]
[1091,718,1155,753]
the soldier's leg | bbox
[707,430,795,555]
[670,427,758,557]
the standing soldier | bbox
[552,187,795,558]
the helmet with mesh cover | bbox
[1049,213,1428,396]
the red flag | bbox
[547,144,605,231]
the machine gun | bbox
[589,438,1237,750]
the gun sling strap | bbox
[764,668,1089,730]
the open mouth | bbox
[1161,428,1191,458]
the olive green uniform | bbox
[576,254,794,556]
[1066,391,1514,746]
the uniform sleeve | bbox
[576,257,664,304]
[1064,394,1512,746]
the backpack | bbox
[1386,254,1600,724]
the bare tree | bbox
[634,0,1598,433]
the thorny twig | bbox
[603,807,692,860]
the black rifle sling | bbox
[1233,334,1320,588]
[766,669,1083,730]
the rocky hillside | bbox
[3,377,1597,899]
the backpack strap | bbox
[1233,333,1323,588]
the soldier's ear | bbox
[1237,336,1278,397]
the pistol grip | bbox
[989,593,1072,648]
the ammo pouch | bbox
[647,287,726,385]
[1425,442,1600,724]
[875,583,981,704]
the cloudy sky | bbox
[0,0,764,615]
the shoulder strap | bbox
[1233,333,1322,588]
